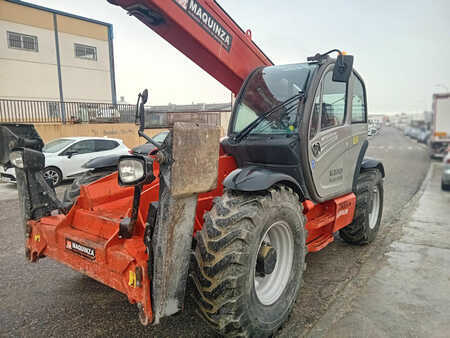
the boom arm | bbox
[108,0,273,94]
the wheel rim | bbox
[368,186,380,229]
[44,169,59,185]
[254,220,294,305]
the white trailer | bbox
[430,93,450,157]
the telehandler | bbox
[0,0,384,336]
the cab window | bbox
[351,74,367,123]
[309,89,321,139]
[320,71,347,130]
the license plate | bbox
[65,239,95,259]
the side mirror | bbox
[333,54,354,83]
[141,89,148,104]
[65,151,77,159]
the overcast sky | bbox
[33,0,450,115]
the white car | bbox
[368,127,377,136]
[0,165,16,184]
[1,137,129,186]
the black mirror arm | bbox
[138,130,161,149]
[136,89,162,150]
[307,49,342,62]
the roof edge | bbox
[6,0,112,27]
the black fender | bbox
[352,140,384,191]
[361,157,385,177]
[223,166,305,201]
[81,154,121,170]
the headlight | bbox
[118,158,145,185]
[9,151,24,168]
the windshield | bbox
[42,139,74,153]
[231,63,317,135]
[152,132,168,143]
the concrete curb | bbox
[304,162,436,338]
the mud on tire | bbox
[191,186,306,337]
[339,169,383,245]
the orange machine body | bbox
[26,151,355,324]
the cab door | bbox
[346,72,368,188]
[307,66,353,199]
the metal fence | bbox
[143,111,221,128]
[0,99,225,127]
[0,99,136,124]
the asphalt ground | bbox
[0,127,431,337]
[307,162,450,337]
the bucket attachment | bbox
[151,122,220,324]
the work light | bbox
[9,151,24,168]
[119,158,145,184]
[118,155,154,186]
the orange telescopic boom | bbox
[107,0,273,94]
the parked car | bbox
[131,131,168,155]
[1,137,130,186]
[42,137,130,186]
[417,130,431,144]
[368,127,377,136]
[0,164,16,183]
[442,149,450,191]
[408,127,421,140]
[62,131,168,207]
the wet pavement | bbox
[308,163,450,337]
[0,127,434,337]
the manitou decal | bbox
[174,0,233,52]
[65,239,96,259]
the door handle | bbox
[312,142,321,157]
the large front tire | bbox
[191,186,306,337]
[340,169,383,244]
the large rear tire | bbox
[191,186,306,337]
[340,169,383,244]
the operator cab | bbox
[222,51,368,203]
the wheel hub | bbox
[368,186,380,229]
[254,220,294,305]
[256,243,277,276]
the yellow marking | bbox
[289,125,294,131]
[353,135,359,145]
[128,270,136,288]
[34,234,40,242]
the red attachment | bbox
[109,0,273,94]
[26,150,356,323]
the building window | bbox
[74,43,97,60]
[7,31,38,52]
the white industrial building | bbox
[0,0,117,104]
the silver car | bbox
[442,150,450,191]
